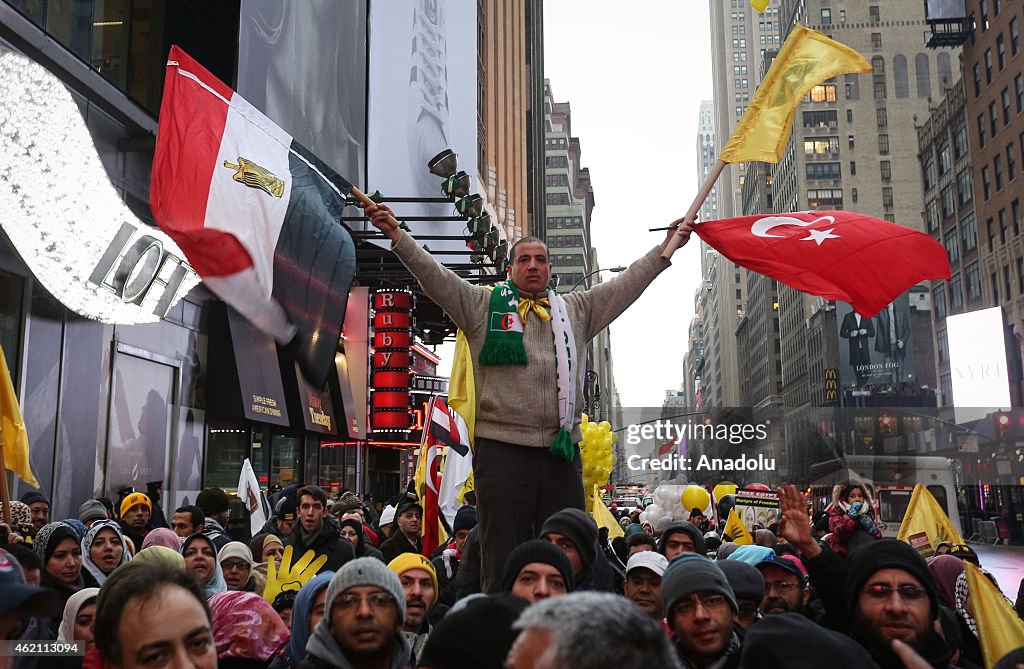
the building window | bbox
[850,160,857,176]
[845,75,860,101]
[934,285,947,319]
[883,187,895,208]
[808,84,837,102]
[869,6,880,23]
[1016,75,1024,113]
[940,185,955,218]
[926,199,939,231]
[1012,17,1020,56]
[1019,258,1024,295]
[982,165,992,200]
[978,113,987,148]
[1000,208,1008,243]
[973,63,982,97]
[957,168,973,204]
[990,101,999,137]
[803,137,840,155]
[997,34,1006,70]
[962,212,978,251]
[995,155,1004,190]
[981,0,990,30]
[806,162,842,180]
[985,49,993,83]
[878,134,889,154]
[945,230,960,262]
[840,9,846,23]
[880,160,892,181]
[938,142,951,175]
[806,189,844,208]
[820,7,832,24]
[1009,144,1018,182]
[802,110,838,128]
[893,55,909,98]
[966,263,982,300]
[874,80,887,99]
[876,107,888,128]
[954,123,969,158]
[852,187,858,203]
[950,273,963,309]
[992,272,1000,304]
[915,54,932,98]
[987,218,996,251]
[924,157,937,190]
[1014,200,1022,237]
[872,33,882,48]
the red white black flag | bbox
[695,211,951,317]
[151,46,356,387]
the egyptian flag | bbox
[433,397,474,529]
[152,46,356,387]
[695,211,951,317]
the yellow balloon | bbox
[598,421,611,432]
[681,485,711,512]
[751,0,769,11]
[713,482,738,501]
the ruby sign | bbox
[370,289,414,432]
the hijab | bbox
[927,554,965,609]
[181,533,227,599]
[57,587,99,643]
[209,591,290,662]
[34,521,85,597]
[288,570,334,663]
[142,528,182,551]
[81,520,131,586]
[132,545,186,570]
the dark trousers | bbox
[474,437,585,593]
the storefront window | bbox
[205,424,251,490]
[320,442,359,496]
[367,447,402,503]
[271,433,301,487]
[304,438,320,487]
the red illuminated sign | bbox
[370,289,414,433]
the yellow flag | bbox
[895,484,964,552]
[724,508,753,545]
[592,485,624,539]
[718,23,871,164]
[0,344,38,488]
[448,329,476,447]
[965,561,1024,669]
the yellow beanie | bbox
[119,492,152,518]
[387,552,438,597]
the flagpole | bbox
[0,438,11,526]
[348,186,404,231]
[662,159,727,259]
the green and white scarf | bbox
[479,281,577,461]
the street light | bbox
[569,266,627,292]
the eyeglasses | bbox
[336,592,395,611]
[764,581,802,594]
[220,560,251,571]
[860,584,928,603]
[672,593,729,616]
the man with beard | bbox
[662,554,743,668]
[754,552,810,617]
[380,498,423,563]
[118,492,153,550]
[388,553,438,664]
[20,491,49,537]
[776,485,954,668]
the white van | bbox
[807,455,962,539]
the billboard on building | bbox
[925,0,968,21]
[836,292,916,388]
[946,307,1011,423]
[367,0,479,253]
[238,0,367,186]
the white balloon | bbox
[646,504,663,519]
[638,510,648,524]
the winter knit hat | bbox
[739,612,878,669]
[500,539,575,592]
[327,557,406,624]
[662,553,737,617]
[19,490,48,506]
[718,559,765,602]
[418,594,530,669]
[78,500,108,525]
[196,487,232,516]
[846,538,939,620]
[657,521,707,555]
[387,552,438,598]
[452,506,478,534]
[217,542,254,568]
[378,505,397,527]
[119,492,151,518]
[538,508,597,569]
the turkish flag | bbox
[694,211,951,317]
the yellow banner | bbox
[895,484,963,552]
[965,561,1024,668]
[719,23,871,164]
[592,485,624,539]
[0,343,37,488]
[724,508,753,545]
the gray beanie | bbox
[662,554,737,617]
[326,557,406,624]
[717,559,765,602]
[78,500,108,524]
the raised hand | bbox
[263,544,329,603]
[776,484,821,558]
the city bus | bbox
[807,455,962,539]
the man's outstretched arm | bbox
[364,202,486,333]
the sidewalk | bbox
[972,544,1024,600]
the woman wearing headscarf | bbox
[81,520,131,587]
[8,500,33,539]
[219,541,257,592]
[141,527,182,551]
[249,533,286,564]
[209,591,290,668]
[269,570,334,669]
[33,521,85,627]
[51,587,100,669]
[182,532,227,599]
[338,518,384,561]
[132,545,187,570]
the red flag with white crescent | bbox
[694,211,951,317]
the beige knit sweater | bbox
[392,231,671,447]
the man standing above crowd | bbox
[285,485,354,572]
[366,202,693,591]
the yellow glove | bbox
[262,544,329,603]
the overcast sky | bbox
[543,1,712,408]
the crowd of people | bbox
[2,479,1023,669]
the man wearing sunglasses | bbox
[661,554,743,668]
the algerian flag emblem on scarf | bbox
[479,281,577,460]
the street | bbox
[973,544,1024,601]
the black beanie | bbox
[418,594,530,669]
[500,540,575,592]
[195,487,231,516]
[658,521,707,555]
[538,508,597,569]
[740,612,878,669]
[452,506,478,534]
[845,539,939,620]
